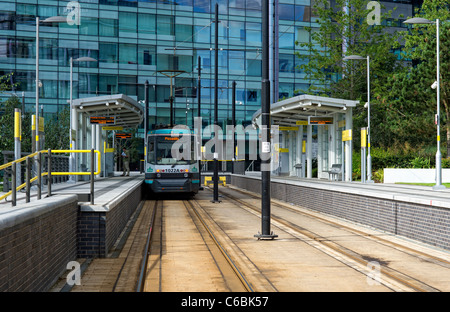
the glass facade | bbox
[0,0,420,128]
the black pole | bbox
[212,3,220,203]
[169,95,174,128]
[144,80,149,174]
[256,0,277,240]
[145,80,149,134]
[198,56,203,190]
[232,80,236,174]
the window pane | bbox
[229,51,244,72]
[279,4,294,21]
[79,73,98,96]
[138,45,155,65]
[119,12,136,33]
[138,13,155,34]
[40,38,58,60]
[80,17,98,36]
[194,0,210,13]
[246,22,261,44]
[0,37,15,57]
[37,5,57,19]
[119,43,137,64]
[99,75,117,95]
[295,27,309,45]
[16,37,35,59]
[295,5,311,22]
[229,21,245,41]
[100,43,117,63]
[0,12,15,30]
[279,32,294,49]
[246,59,261,76]
[176,24,192,42]
[99,19,117,37]
[119,75,137,96]
[157,16,174,36]
[279,54,294,73]
[194,25,210,43]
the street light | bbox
[403,17,444,190]
[69,56,98,182]
[35,16,67,153]
[343,54,373,183]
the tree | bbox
[0,95,32,154]
[44,107,70,150]
[296,0,400,101]
[0,74,32,155]
[296,0,405,149]
[381,0,450,154]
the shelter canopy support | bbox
[71,94,144,179]
[252,95,358,181]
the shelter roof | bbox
[71,94,144,129]
[252,95,359,127]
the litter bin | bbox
[294,164,302,178]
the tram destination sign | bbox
[308,116,333,125]
[116,133,132,139]
[90,116,115,125]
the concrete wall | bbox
[231,174,450,251]
[384,168,450,184]
[0,195,79,292]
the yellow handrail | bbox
[49,150,101,176]
[0,149,101,201]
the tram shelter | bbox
[252,95,358,181]
[71,94,144,178]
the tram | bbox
[144,126,200,195]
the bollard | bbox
[48,149,52,197]
[11,162,16,206]
[91,149,94,204]
[26,156,30,203]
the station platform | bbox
[0,171,144,209]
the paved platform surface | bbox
[0,171,144,209]
[244,172,450,208]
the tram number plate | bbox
[165,168,182,173]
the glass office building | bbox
[0,0,421,129]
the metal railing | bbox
[0,149,100,206]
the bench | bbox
[204,176,227,186]
[327,164,342,181]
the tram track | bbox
[140,197,262,292]
[216,186,449,292]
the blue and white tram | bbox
[144,127,200,194]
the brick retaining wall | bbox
[231,175,450,251]
[0,195,78,292]
[77,181,143,258]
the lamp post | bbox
[343,54,372,183]
[69,56,98,182]
[404,17,444,190]
[35,16,67,153]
